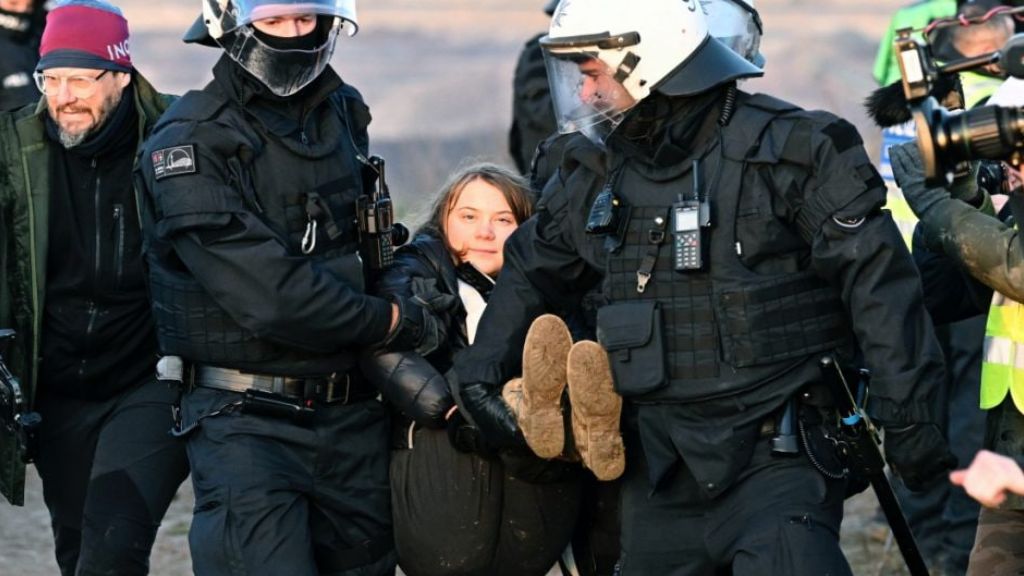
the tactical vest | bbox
[595,95,854,403]
[144,87,368,376]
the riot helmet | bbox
[192,0,358,97]
[705,0,765,67]
[541,0,762,146]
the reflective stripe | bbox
[984,335,1013,366]
[982,293,1024,412]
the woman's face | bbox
[444,178,519,277]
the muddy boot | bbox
[567,340,625,481]
[515,314,572,459]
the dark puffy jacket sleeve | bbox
[360,236,457,427]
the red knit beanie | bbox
[37,0,132,72]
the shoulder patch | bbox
[821,119,863,154]
[151,145,197,181]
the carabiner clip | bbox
[302,218,317,254]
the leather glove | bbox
[454,379,521,450]
[381,292,450,357]
[890,141,983,216]
[409,277,459,315]
[445,408,492,455]
[883,422,958,492]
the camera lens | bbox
[935,104,1024,167]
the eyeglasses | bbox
[32,70,109,99]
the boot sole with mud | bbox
[520,314,572,459]
[567,340,625,481]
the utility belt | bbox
[758,377,870,496]
[193,365,376,406]
[757,381,835,442]
[158,357,378,434]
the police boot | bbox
[510,314,572,459]
[567,340,625,481]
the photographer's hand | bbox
[889,141,952,218]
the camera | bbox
[887,13,1024,184]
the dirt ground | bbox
[0,0,941,574]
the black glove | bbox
[883,422,958,492]
[445,408,492,455]
[454,379,521,450]
[383,277,460,355]
[409,277,459,316]
[382,295,450,357]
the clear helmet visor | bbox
[228,0,357,35]
[542,49,639,147]
[219,22,340,96]
[706,0,762,65]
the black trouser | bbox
[182,387,396,576]
[390,426,582,576]
[33,377,189,576]
[618,426,851,576]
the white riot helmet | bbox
[541,0,763,146]
[194,0,358,97]
[705,0,765,67]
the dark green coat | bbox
[917,193,1024,304]
[0,72,172,505]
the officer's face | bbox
[444,178,519,278]
[577,58,635,114]
[43,67,130,149]
[252,13,317,37]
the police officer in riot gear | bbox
[456,1,955,573]
[137,1,444,574]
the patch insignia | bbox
[152,145,197,181]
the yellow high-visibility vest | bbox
[981,291,1024,413]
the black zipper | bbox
[113,203,124,288]
[78,300,98,379]
[92,158,101,289]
